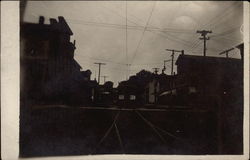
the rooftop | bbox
[21,16,73,35]
[175,54,242,66]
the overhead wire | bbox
[210,4,242,31]
[65,4,201,57]
[98,3,195,34]
[111,9,197,53]
[187,2,242,54]
[201,1,241,29]
[130,1,157,65]
[125,0,129,79]
[31,2,242,58]
[43,2,242,72]
[211,26,242,38]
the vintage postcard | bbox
[1,1,249,160]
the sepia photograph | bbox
[16,0,247,158]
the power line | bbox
[201,1,241,29]
[79,54,127,65]
[210,3,242,30]
[100,3,198,52]
[130,1,156,65]
[210,38,238,49]
[187,2,241,53]
[30,3,241,59]
[162,59,172,74]
[190,40,203,52]
[150,31,195,53]
[211,34,243,43]
[67,7,198,55]
[96,4,194,33]
[189,39,200,50]
[219,47,235,58]
[125,1,129,80]
[211,26,241,38]
[80,54,170,68]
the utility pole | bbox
[236,43,244,61]
[219,48,235,58]
[20,0,27,23]
[152,68,159,74]
[126,64,131,80]
[101,76,108,84]
[94,62,106,84]
[197,30,212,56]
[165,49,183,75]
[162,59,171,74]
[152,68,159,104]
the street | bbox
[20,105,218,157]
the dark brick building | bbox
[175,54,243,106]
[20,16,94,105]
[175,53,243,154]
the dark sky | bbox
[23,1,243,86]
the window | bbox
[130,95,136,100]
[118,95,124,100]
[172,89,177,95]
[189,87,197,94]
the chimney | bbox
[58,16,67,24]
[39,16,45,24]
[49,18,57,25]
[181,50,184,55]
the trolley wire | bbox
[130,1,157,65]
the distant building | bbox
[93,81,114,106]
[65,69,97,105]
[156,74,178,105]
[116,70,153,106]
[116,82,141,107]
[145,76,160,104]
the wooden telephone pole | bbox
[162,59,171,74]
[197,30,212,56]
[152,68,159,104]
[94,62,106,84]
[101,75,108,84]
[165,49,183,75]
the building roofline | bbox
[21,16,73,35]
[175,54,242,66]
